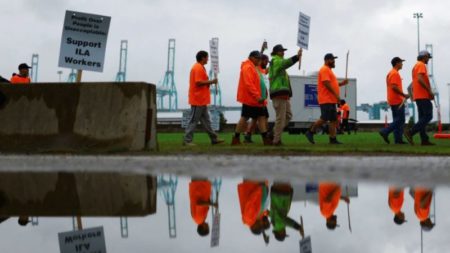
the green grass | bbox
[156,132,450,156]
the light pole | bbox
[413,12,423,54]
[448,83,450,124]
[57,70,63,82]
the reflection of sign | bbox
[304,84,319,108]
[300,236,312,253]
[58,226,107,253]
[58,10,111,72]
[209,38,219,75]
[210,213,221,247]
[297,12,311,50]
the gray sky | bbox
[0,177,448,252]
[1,0,449,123]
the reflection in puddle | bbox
[0,173,443,252]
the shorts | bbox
[320,103,338,121]
[241,104,269,119]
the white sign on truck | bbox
[58,226,107,253]
[268,75,357,132]
[58,10,111,72]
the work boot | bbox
[421,140,436,146]
[243,134,253,144]
[378,131,390,144]
[329,137,343,145]
[305,131,315,144]
[403,129,414,145]
[394,141,408,145]
[231,136,241,146]
[262,136,273,146]
[212,138,225,145]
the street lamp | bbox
[57,70,63,82]
[413,12,423,54]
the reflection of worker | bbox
[189,179,216,236]
[319,182,349,230]
[270,182,303,241]
[339,100,350,135]
[411,187,435,231]
[10,63,31,84]
[0,216,30,226]
[388,187,406,225]
[237,180,270,235]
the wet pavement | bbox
[0,155,449,252]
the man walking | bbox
[183,51,224,146]
[10,63,31,84]
[379,57,410,144]
[269,45,302,146]
[232,51,271,145]
[339,99,351,135]
[404,50,435,146]
[305,54,348,144]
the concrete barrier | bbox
[0,82,157,152]
[0,172,157,216]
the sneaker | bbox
[403,129,414,145]
[421,140,436,146]
[379,131,390,144]
[231,136,241,146]
[305,131,315,144]
[329,138,343,145]
[183,142,196,147]
[212,139,225,145]
[243,134,253,144]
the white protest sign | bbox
[297,12,311,50]
[58,10,111,72]
[210,213,221,247]
[209,38,220,75]
[58,226,107,253]
[300,236,312,253]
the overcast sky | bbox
[0,177,448,252]
[1,0,449,122]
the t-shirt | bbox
[341,103,350,119]
[414,188,432,222]
[319,183,341,219]
[189,181,211,225]
[386,68,404,105]
[412,61,432,100]
[10,75,30,84]
[388,188,404,214]
[189,63,210,106]
[318,65,339,104]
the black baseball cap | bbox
[271,44,288,55]
[324,53,338,61]
[249,51,262,59]
[391,57,405,67]
[18,63,32,70]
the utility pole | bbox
[413,12,423,54]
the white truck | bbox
[267,75,357,133]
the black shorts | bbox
[320,103,338,121]
[241,104,269,119]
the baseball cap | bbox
[324,53,338,60]
[391,57,405,67]
[271,44,288,55]
[418,50,432,58]
[249,51,262,59]
[18,63,32,70]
